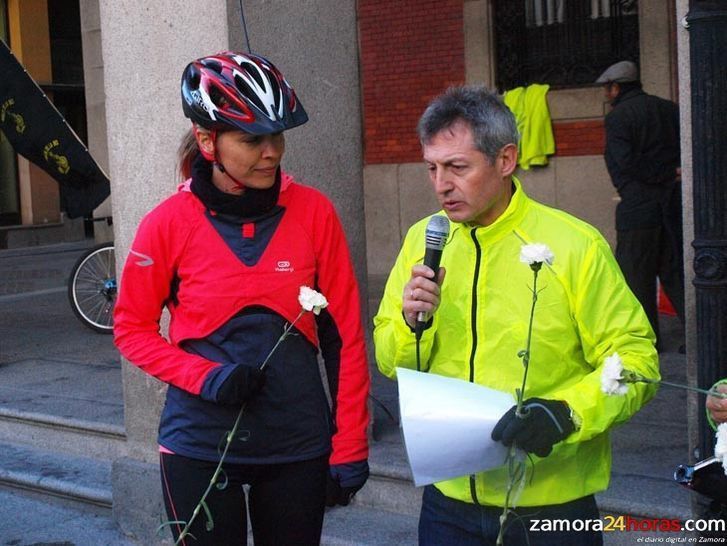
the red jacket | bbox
[114,172,369,465]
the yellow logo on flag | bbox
[43,139,70,174]
[1,98,26,134]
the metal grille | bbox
[493,0,640,90]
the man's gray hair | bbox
[417,85,519,163]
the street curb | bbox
[0,467,112,507]
[0,407,125,439]
[0,240,93,258]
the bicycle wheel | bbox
[67,242,117,334]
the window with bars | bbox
[494,0,639,90]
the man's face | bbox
[422,120,515,226]
[603,82,620,103]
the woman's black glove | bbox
[491,398,575,457]
[325,461,369,507]
[215,364,266,405]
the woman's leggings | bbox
[160,452,328,546]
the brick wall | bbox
[553,120,605,157]
[359,0,465,165]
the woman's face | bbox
[212,130,286,193]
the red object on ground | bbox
[658,283,677,316]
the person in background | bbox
[373,85,659,545]
[114,51,369,545]
[597,60,684,350]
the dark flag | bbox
[0,39,109,218]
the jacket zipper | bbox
[468,227,482,504]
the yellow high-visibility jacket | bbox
[374,177,658,507]
[504,84,555,170]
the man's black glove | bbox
[325,460,369,507]
[215,364,266,405]
[491,398,575,457]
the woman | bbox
[114,51,370,545]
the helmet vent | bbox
[268,76,282,112]
[187,71,200,88]
[242,61,266,89]
[235,75,267,116]
[209,87,227,109]
[202,59,223,74]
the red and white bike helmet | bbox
[181,51,308,135]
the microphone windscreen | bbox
[424,215,450,251]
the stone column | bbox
[79,0,113,243]
[98,2,228,542]
[676,0,696,461]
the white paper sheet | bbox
[397,367,515,486]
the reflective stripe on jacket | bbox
[374,177,659,506]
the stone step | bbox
[0,439,112,509]
[0,406,127,461]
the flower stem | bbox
[498,266,541,545]
[496,446,527,546]
[632,377,727,399]
[516,268,539,417]
[174,310,306,544]
[258,310,305,371]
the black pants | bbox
[160,452,328,546]
[616,225,684,344]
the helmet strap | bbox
[214,159,248,191]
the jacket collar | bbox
[450,176,530,242]
[612,87,644,107]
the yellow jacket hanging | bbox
[504,84,555,170]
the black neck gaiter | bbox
[189,153,281,218]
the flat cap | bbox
[595,60,639,84]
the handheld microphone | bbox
[415,215,450,338]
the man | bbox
[597,60,684,347]
[373,85,659,545]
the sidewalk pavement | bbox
[0,242,694,545]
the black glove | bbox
[491,398,575,457]
[215,364,266,405]
[325,461,369,507]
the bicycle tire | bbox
[67,242,117,334]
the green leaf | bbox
[156,520,187,534]
[201,499,215,532]
[216,469,229,490]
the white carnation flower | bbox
[520,243,555,267]
[298,286,329,315]
[601,352,629,395]
[716,424,727,476]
